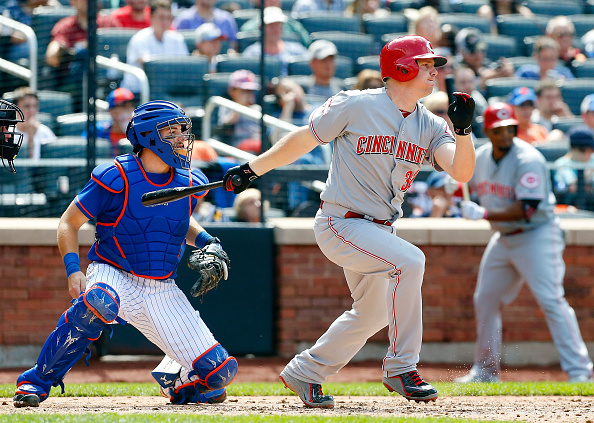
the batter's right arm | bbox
[57,202,91,299]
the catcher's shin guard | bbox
[15,283,120,403]
[168,344,238,404]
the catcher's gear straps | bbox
[16,284,120,402]
[170,344,238,403]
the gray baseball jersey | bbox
[282,88,456,383]
[466,137,593,380]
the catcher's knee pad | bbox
[30,284,121,396]
[191,344,238,391]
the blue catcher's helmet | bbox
[126,100,195,169]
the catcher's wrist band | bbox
[195,231,214,249]
[63,252,80,277]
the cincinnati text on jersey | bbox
[356,136,427,165]
[477,181,514,199]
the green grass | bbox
[2,381,593,398]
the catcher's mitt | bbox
[188,239,230,298]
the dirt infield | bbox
[1,357,593,422]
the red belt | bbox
[504,229,524,236]
[321,201,392,226]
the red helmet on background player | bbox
[380,35,447,83]
[483,102,519,130]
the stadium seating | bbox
[552,116,587,133]
[389,0,423,12]
[56,112,112,137]
[96,28,137,62]
[506,56,537,72]
[203,72,235,99]
[451,0,488,14]
[297,13,362,34]
[310,31,374,63]
[571,59,594,79]
[288,55,354,79]
[232,8,260,28]
[559,78,594,115]
[216,0,254,10]
[484,78,539,100]
[535,142,569,162]
[4,90,74,122]
[362,13,408,54]
[481,34,518,62]
[438,13,491,33]
[496,14,548,46]
[236,30,301,53]
[355,55,380,75]
[568,15,594,38]
[144,55,208,108]
[523,0,584,16]
[216,55,283,80]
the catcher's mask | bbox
[380,35,447,83]
[0,99,24,174]
[126,100,194,169]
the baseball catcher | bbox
[188,237,230,298]
[0,99,25,174]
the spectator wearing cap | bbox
[545,16,586,70]
[83,87,136,156]
[454,27,513,92]
[532,79,574,132]
[111,0,151,29]
[515,36,574,82]
[303,40,346,99]
[218,69,262,150]
[553,126,594,210]
[581,94,594,132]
[173,0,238,52]
[291,0,346,19]
[192,22,225,73]
[240,0,310,47]
[242,7,308,76]
[121,0,189,95]
[508,87,551,145]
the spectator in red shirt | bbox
[111,0,151,29]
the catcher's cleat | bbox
[160,386,228,404]
[13,393,40,408]
[383,370,438,402]
[279,370,334,409]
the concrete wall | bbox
[1,217,594,368]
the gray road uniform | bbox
[282,88,455,383]
[467,138,593,379]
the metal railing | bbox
[0,15,37,91]
[95,55,150,105]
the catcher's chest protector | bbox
[93,154,192,278]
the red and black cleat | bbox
[383,370,438,402]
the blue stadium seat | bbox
[36,112,57,134]
[4,90,74,122]
[481,34,518,62]
[144,55,209,108]
[236,30,301,53]
[355,55,380,75]
[216,54,283,80]
[297,13,362,34]
[389,0,423,12]
[571,59,594,79]
[451,0,488,14]
[288,55,354,79]
[280,0,296,10]
[381,32,409,46]
[484,78,539,99]
[362,13,408,54]
[506,56,537,72]
[552,116,587,133]
[524,0,584,16]
[232,8,259,28]
[216,0,254,10]
[559,78,594,115]
[203,72,234,99]
[569,15,594,38]
[438,13,491,33]
[587,0,594,14]
[536,143,569,162]
[310,32,374,63]
[96,28,137,62]
[496,14,548,46]
[56,112,112,137]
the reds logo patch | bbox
[519,172,540,189]
[320,97,334,116]
[496,108,512,120]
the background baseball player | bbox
[222,35,476,408]
[13,100,237,407]
[455,102,594,383]
[0,99,25,174]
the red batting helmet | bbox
[380,35,447,82]
[483,102,519,130]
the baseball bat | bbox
[141,175,242,207]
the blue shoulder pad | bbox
[91,162,124,193]
[190,168,209,187]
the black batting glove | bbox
[223,162,258,194]
[447,92,475,135]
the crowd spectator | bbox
[508,87,550,145]
[423,91,453,132]
[218,69,262,150]
[291,0,347,18]
[269,77,318,143]
[242,7,307,76]
[553,126,594,210]
[303,40,346,99]
[46,0,119,110]
[241,0,310,47]
[12,87,56,159]
[478,0,533,35]
[110,0,151,29]
[545,16,586,70]
[352,69,383,90]
[173,0,238,52]
[0,0,60,63]
[515,37,574,82]
[454,28,513,92]
[233,188,266,222]
[581,94,594,131]
[120,0,189,95]
[453,65,488,137]
[407,6,443,51]
[346,0,388,17]
[532,79,573,132]
[411,171,461,218]
[433,47,454,94]
[192,22,224,73]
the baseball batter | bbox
[455,102,593,383]
[13,100,237,407]
[223,35,477,407]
